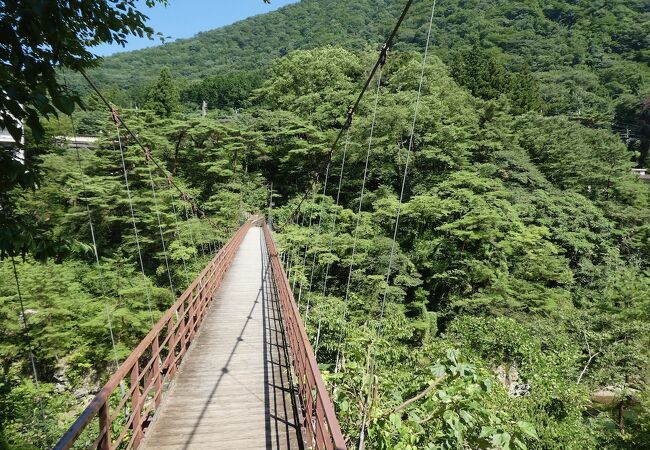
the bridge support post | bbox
[152,335,162,408]
[98,402,110,450]
[130,364,143,448]
[166,318,177,378]
[179,302,187,355]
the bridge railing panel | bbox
[54,221,251,450]
[263,224,347,450]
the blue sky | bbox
[93,0,299,56]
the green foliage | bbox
[146,67,181,117]
[182,70,263,110]
[268,46,650,448]
[0,107,267,447]
[2,1,650,448]
[0,0,167,143]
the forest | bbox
[1,0,650,449]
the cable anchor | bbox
[110,106,120,125]
[379,43,390,67]
[344,107,354,129]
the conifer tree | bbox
[146,67,180,118]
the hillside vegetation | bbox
[1,1,650,449]
[93,1,650,122]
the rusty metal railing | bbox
[263,224,347,450]
[54,221,251,450]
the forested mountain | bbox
[2,0,650,449]
[93,0,650,122]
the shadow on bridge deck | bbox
[141,226,304,449]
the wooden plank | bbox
[141,227,303,450]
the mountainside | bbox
[94,0,650,121]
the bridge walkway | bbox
[141,226,303,449]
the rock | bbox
[495,363,530,397]
[590,385,640,407]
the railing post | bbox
[179,301,187,355]
[98,402,110,450]
[130,364,143,448]
[152,335,162,408]
[197,283,206,325]
[188,292,196,341]
[168,317,178,379]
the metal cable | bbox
[315,130,351,354]
[80,71,211,220]
[183,202,205,289]
[170,192,191,286]
[115,124,155,325]
[69,115,121,371]
[304,162,332,318]
[145,163,176,297]
[291,0,416,218]
[322,130,351,294]
[358,2,437,447]
[297,212,313,307]
[334,68,384,372]
[11,257,47,437]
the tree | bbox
[0,0,168,143]
[0,0,167,261]
[450,45,508,101]
[508,65,543,114]
[146,67,180,118]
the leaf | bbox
[514,438,528,450]
[431,362,446,378]
[492,432,512,449]
[459,409,474,425]
[516,421,538,440]
[52,94,76,115]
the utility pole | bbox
[201,100,207,117]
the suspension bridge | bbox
[54,220,344,450]
[16,0,444,448]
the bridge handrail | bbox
[54,221,252,450]
[263,224,347,450]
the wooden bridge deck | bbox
[141,226,304,449]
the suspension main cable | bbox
[291,0,417,218]
[358,2,438,447]
[114,123,155,325]
[80,70,223,242]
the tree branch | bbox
[387,375,446,416]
